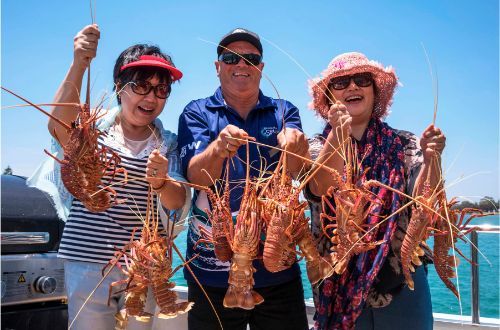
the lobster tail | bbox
[224,253,264,310]
[296,227,333,284]
[152,280,195,319]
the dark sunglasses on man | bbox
[218,52,262,66]
[329,72,373,90]
[130,80,171,99]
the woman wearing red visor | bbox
[30,24,190,329]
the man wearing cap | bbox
[178,28,309,329]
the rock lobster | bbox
[103,188,193,325]
[1,70,125,213]
[259,147,332,284]
[320,141,384,275]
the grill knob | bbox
[34,276,57,294]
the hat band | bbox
[120,55,183,81]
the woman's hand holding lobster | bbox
[420,124,446,163]
[327,101,352,145]
[146,149,170,191]
[73,24,100,71]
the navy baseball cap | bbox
[217,28,263,56]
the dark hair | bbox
[113,44,176,104]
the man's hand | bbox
[214,124,255,158]
[277,128,309,157]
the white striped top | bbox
[58,130,185,264]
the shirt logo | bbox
[261,126,278,138]
[180,141,201,158]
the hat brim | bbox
[309,64,397,119]
[217,33,263,55]
[120,60,183,81]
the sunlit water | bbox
[171,214,499,318]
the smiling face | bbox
[329,73,375,125]
[118,74,167,129]
[215,41,264,97]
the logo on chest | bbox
[260,126,279,138]
[180,141,201,158]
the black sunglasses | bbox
[130,80,171,99]
[218,52,262,66]
[329,73,373,90]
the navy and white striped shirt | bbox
[58,127,189,264]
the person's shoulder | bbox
[153,118,178,145]
[182,90,223,115]
[96,106,121,131]
[392,128,422,164]
[393,128,418,148]
[183,96,210,111]
[308,134,325,160]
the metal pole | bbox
[471,230,480,324]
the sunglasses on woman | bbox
[218,52,262,66]
[130,80,171,99]
[329,72,373,90]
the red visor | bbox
[120,55,183,81]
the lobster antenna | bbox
[173,244,223,329]
[441,198,463,315]
[261,35,337,106]
[90,0,95,24]
[86,63,92,106]
[85,0,95,106]
[421,42,438,125]
[0,87,71,130]
[69,263,115,329]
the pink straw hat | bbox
[308,52,398,119]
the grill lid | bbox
[1,175,59,220]
[1,175,64,253]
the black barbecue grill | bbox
[1,175,68,329]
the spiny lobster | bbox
[260,148,332,285]
[320,141,384,275]
[1,75,126,213]
[103,188,193,325]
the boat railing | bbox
[467,224,500,325]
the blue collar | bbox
[205,87,276,111]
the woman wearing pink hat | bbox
[305,52,446,329]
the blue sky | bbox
[1,0,498,200]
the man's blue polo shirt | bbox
[177,87,303,288]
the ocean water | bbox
[171,214,499,319]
